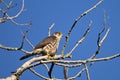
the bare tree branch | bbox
[56,63,82,68]
[90,11,109,59]
[11,0,24,19]
[21,30,35,49]
[64,67,68,80]
[68,63,93,80]
[29,68,49,80]
[84,64,90,80]
[28,53,120,68]
[0,0,31,26]
[64,20,92,58]
[0,51,119,80]
[10,19,31,26]
[48,63,54,79]
[0,28,30,51]
[48,23,55,36]
[1,0,120,80]
[61,0,104,56]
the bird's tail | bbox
[20,49,43,60]
[19,54,32,60]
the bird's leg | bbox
[47,53,54,60]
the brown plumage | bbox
[20,32,62,60]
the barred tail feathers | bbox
[20,49,43,60]
[19,54,32,60]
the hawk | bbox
[20,32,63,60]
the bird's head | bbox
[53,32,63,40]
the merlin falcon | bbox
[20,32,63,60]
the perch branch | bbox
[0,53,119,80]
[29,53,120,68]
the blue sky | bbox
[0,0,120,80]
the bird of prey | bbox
[20,32,63,60]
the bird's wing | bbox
[34,36,56,49]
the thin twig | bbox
[99,29,110,47]
[48,62,54,78]
[21,30,35,49]
[8,0,13,7]
[68,66,85,80]
[48,23,55,36]
[64,67,68,80]
[64,21,92,58]
[84,64,90,80]
[25,36,35,49]
[88,53,120,62]
[2,0,9,8]
[0,28,30,51]
[19,31,27,50]
[10,0,24,19]
[20,49,31,54]
[68,62,93,80]
[0,44,20,51]
[29,68,49,80]
[10,19,31,26]
[56,63,82,68]
[90,11,110,59]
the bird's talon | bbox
[48,56,54,60]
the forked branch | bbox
[61,0,104,56]
[0,0,31,26]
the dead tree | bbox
[0,0,120,80]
